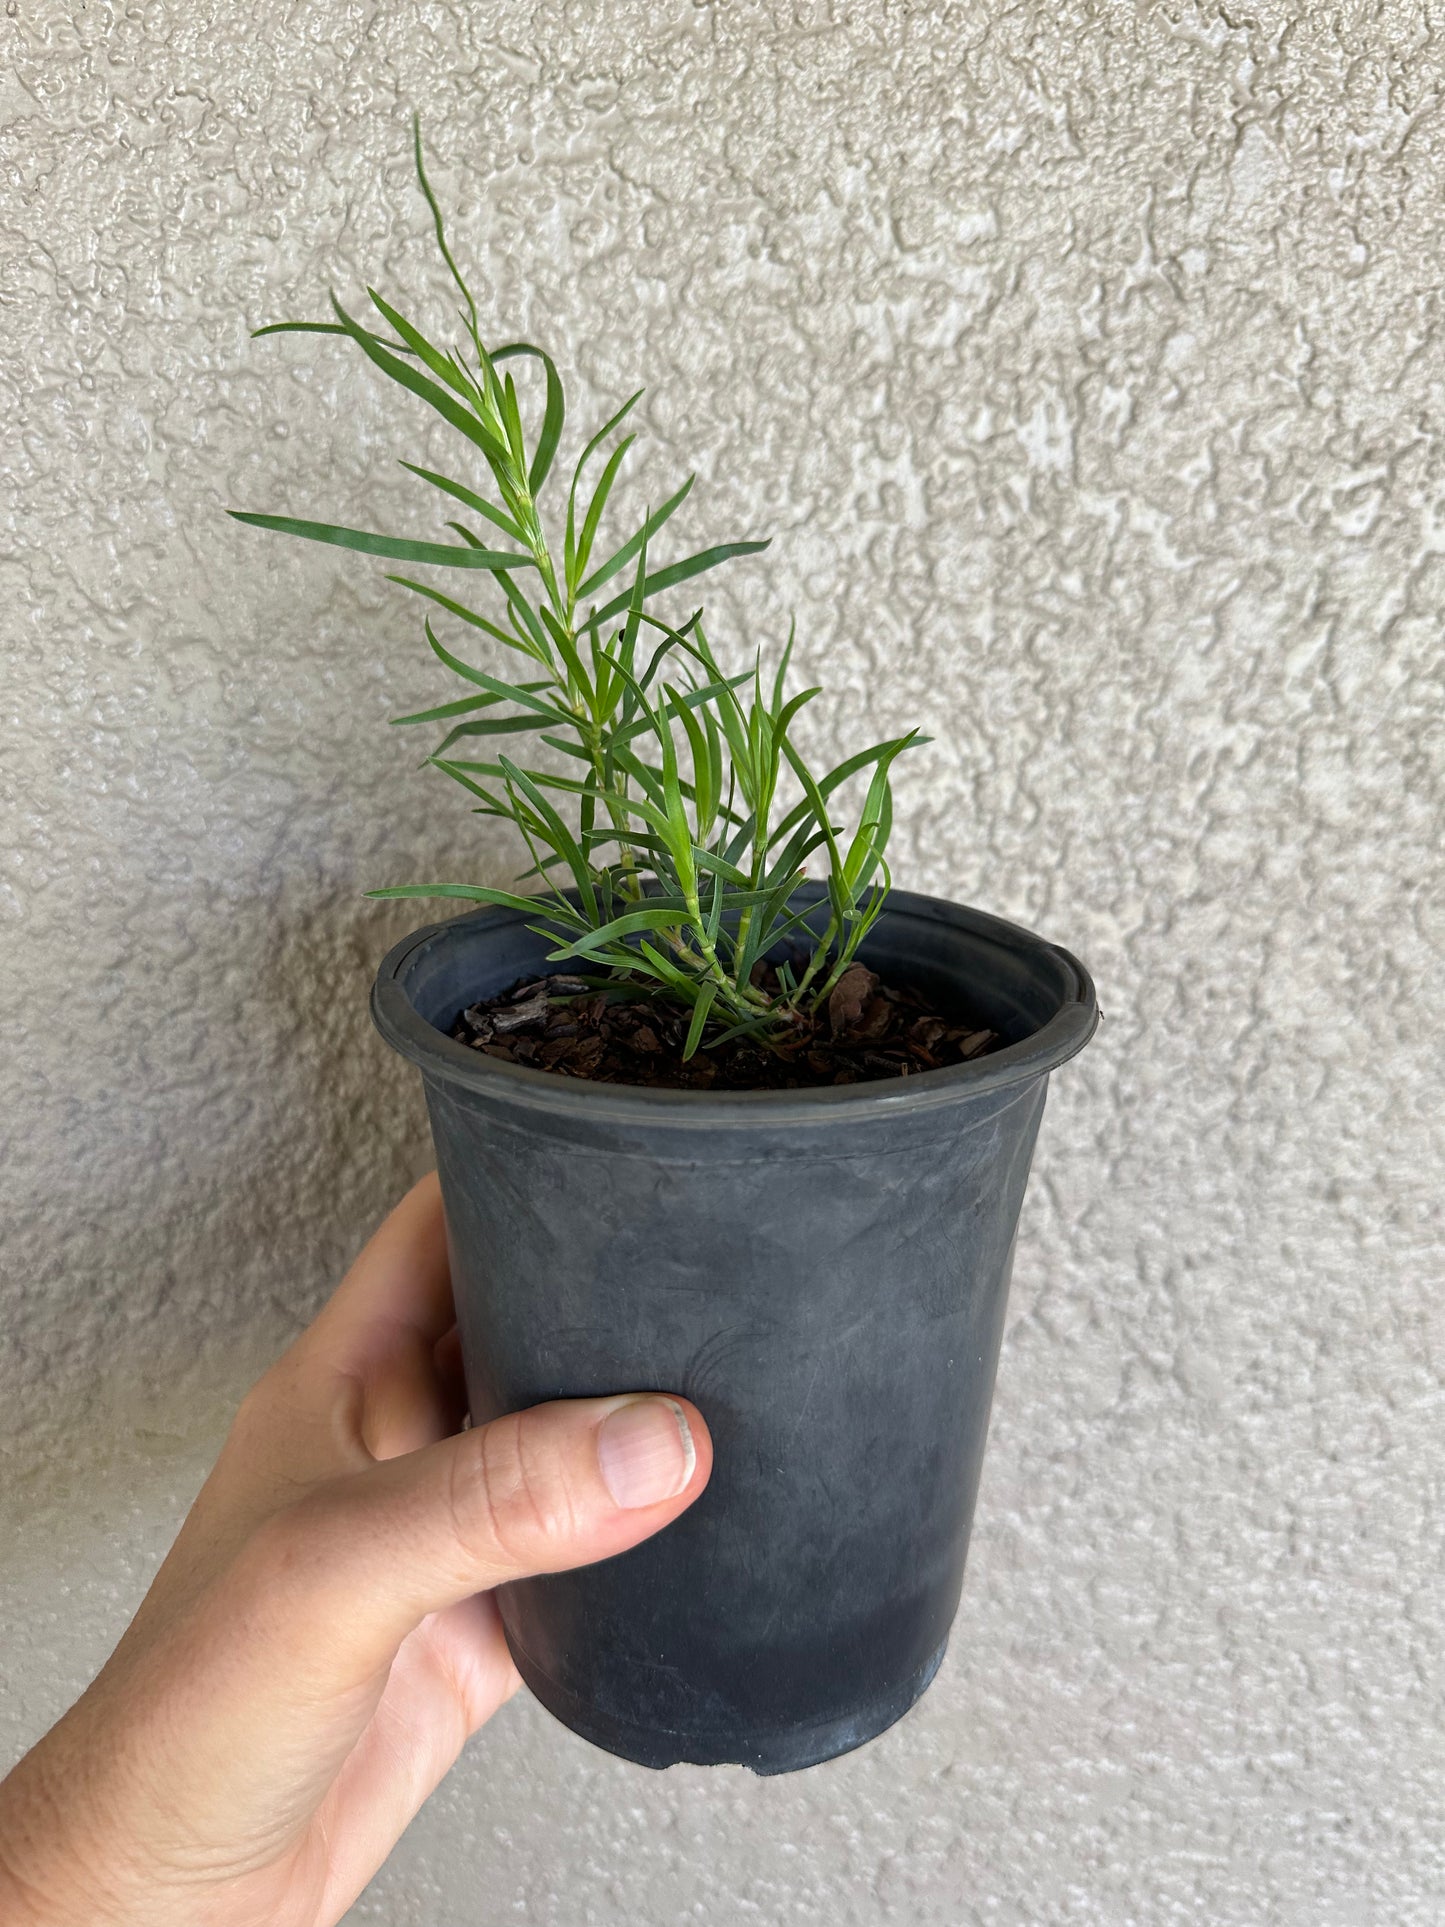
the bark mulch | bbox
[448,959,1002,1092]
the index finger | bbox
[313,1172,455,1358]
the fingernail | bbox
[597,1398,696,1509]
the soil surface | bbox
[448,959,1003,1091]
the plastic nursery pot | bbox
[372,885,1096,1774]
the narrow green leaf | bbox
[252,319,416,355]
[573,436,635,591]
[432,713,560,756]
[433,757,594,797]
[588,539,770,627]
[766,732,925,849]
[494,342,566,494]
[773,684,822,741]
[498,573,555,661]
[539,734,593,764]
[499,371,527,470]
[327,292,512,472]
[367,882,576,916]
[703,865,726,945]
[546,905,689,959]
[577,390,645,474]
[735,897,826,987]
[392,692,500,727]
[390,683,550,726]
[229,512,531,573]
[386,575,532,656]
[538,605,595,708]
[771,615,797,713]
[609,670,752,749]
[412,115,483,353]
[590,611,618,722]
[431,763,510,815]
[497,755,598,918]
[689,846,751,886]
[635,938,703,993]
[567,391,644,582]
[720,811,759,866]
[665,680,717,838]
[367,287,480,406]
[708,1008,784,1049]
[703,703,724,839]
[781,735,848,906]
[637,614,705,691]
[423,620,571,720]
[763,819,832,889]
[620,523,649,677]
[399,462,526,544]
[576,475,695,600]
[571,779,672,834]
[842,759,899,892]
[683,983,718,1059]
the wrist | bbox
[0,1735,135,1927]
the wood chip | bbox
[450,961,1001,1091]
[492,990,550,1033]
[855,994,893,1041]
[827,962,878,1038]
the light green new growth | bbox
[232,120,923,1055]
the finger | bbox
[232,1174,453,1474]
[309,1595,521,1921]
[109,1397,711,1865]
[356,1321,458,1461]
[432,1324,468,1431]
[130,1180,456,1626]
[350,1323,469,1464]
[307,1172,454,1370]
[314,1176,462,1458]
[233,1393,713,1689]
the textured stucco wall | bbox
[3,2,1443,1920]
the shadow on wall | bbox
[1,888,437,1490]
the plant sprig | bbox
[232,118,923,1055]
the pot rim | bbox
[371,884,1098,1126]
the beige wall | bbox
[3,3,1441,1920]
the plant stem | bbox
[677,883,763,1023]
[790,913,839,1007]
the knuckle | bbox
[229,1374,276,1446]
[236,1505,300,1588]
[449,1414,583,1574]
[235,1495,326,1600]
[228,1353,308,1453]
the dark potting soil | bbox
[447,959,1003,1092]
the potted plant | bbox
[231,124,1097,1774]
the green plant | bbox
[232,121,923,1055]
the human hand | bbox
[0,1175,711,1926]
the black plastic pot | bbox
[372,885,1096,1773]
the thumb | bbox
[234,1393,712,1683]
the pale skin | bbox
[0,1175,712,1926]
